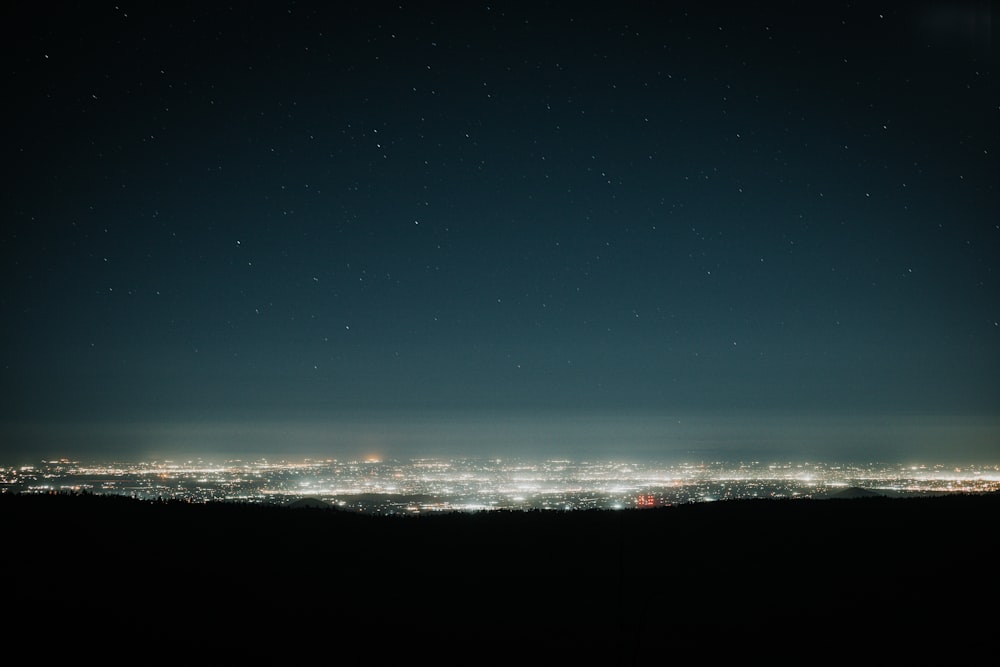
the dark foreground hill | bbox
[2,491,997,660]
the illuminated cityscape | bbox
[3,457,997,514]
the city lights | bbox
[2,458,996,514]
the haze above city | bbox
[2,3,997,467]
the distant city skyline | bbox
[5,455,998,514]
[2,3,997,465]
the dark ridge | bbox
[819,485,889,498]
[284,496,334,509]
[3,490,997,658]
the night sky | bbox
[2,2,997,465]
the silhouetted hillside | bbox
[284,496,334,509]
[2,490,997,659]
[817,485,889,498]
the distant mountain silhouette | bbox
[819,485,891,499]
[284,496,333,509]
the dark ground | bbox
[2,490,997,661]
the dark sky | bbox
[2,2,998,465]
